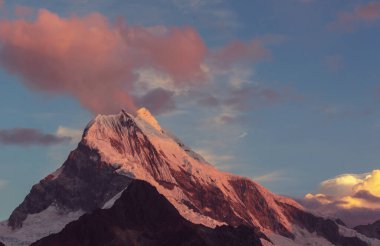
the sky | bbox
[0,0,379,224]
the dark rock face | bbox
[169,168,294,238]
[229,179,293,238]
[8,143,132,229]
[0,241,4,246]
[171,168,243,225]
[354,220,380,240]
[32,180,264,246]
[279,202,368,246]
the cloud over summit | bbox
[0,9,207,114]
[0,8,269,115]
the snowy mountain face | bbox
[0,108,378,245]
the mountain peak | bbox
[136,107,162,132]
[2,106,377,246]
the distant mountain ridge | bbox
[0,108,378,245]
[354,220,380,240]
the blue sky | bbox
[0,0,380,220]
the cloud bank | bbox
[300,169,380,227]
[0,128,71,146]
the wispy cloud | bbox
[197,84,299,126]
[251,171,287,183]
[0,128,71,146]
[56,126,82,144]
[319,105,373,119]
[170,0,241,34]
[325,54,344,72]
[237,131,248,139]
[171,0,222,10]
[0,179,8,190]
[329,2,380,31]
[194,149,235,170]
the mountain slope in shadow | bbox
[32,180,265,246]
[355,220,380,240]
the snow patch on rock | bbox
[0,206,83,246]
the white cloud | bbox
[318,172,368,197]
[301,169,380,226]
[304,170,380,210]
[194,149,235,170]
[237,131,248,139]
[135,69,177,94]
[0,179,8,190]
[228,66,255,89]
[56,126,82,144]
[206,105,238,126]
[171,0,222,9]
[251,171,287,183]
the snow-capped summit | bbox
[1,109,378,246]
[135,107,162,132]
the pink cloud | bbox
[325,54,344,72]
[210,39,270,68]
[0,9,272,115]
[329,2,380,31]
[0,9,207,114]
[14,5,34,18]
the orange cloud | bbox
[301,170,380,226]
[0,9,207,114]
[329,2,380,31]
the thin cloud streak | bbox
[194,149,235,170]
[56,126,82,144]
[252,171,288,183]
[0,128,71,146]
